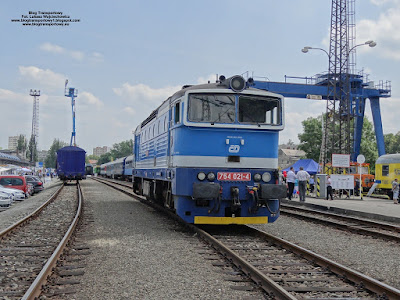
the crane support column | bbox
[370,97,386,157]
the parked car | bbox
[25,175,44,194]
[0,184,25,201]
[0,175,29,197]
[0,190,12,207]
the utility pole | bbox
[29,89,40,163]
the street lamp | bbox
[349,40,377,53]
[301,46,329,57]
[301,40,376,56]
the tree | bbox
[359,118,378,173]
[45,139,68,168]
[110,139,134,159]
[298,116,323,162]
[27,135,38,163]
[16,135,27,159]
[384,132,400,154]
[97,152,112,165]
[297,116,378,168]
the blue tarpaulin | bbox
[283,159,319,175]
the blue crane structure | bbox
[254,0,391,165]
[64,80,78,147]
[253,75,391,162]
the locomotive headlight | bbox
[207,172,216,181]
[253,173,261,182]
[229,75,246,92]
[262,172,271,182]
[197,172,206,181]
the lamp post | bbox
[301,40,376,57]
[301,46,329,57]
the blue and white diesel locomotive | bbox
[132,75,286,224]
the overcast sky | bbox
[1,0,399,156]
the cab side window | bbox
[174,102,181,124]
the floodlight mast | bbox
[29,89,40,162]
[64,80,78,147]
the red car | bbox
[0,175,29,196]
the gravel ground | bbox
[0,179,62,231]
[75,179,265,300]
[255,215,400,289]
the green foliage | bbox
[384,133,400,154]
[44,139,68,168]
[27,136,37,162]
[97,152,112,165]
[96,140,133,165]
[298,116,323,162]
[110,139,134,159]
[359,118,378,173]
[297,116,378,171]
[16,135,27,158]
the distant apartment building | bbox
[8,135,27,159]
[93,146,110,157]
[8,135,25,151]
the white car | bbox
[0,191,12,207]
[0,184,25,201]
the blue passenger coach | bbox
[132,75,286,224]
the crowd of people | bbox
[282,166,400,204]
[281,168,352,202]
[283,166,311,202]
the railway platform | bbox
[282,195,400,224]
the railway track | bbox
[281,204,400,242]
[93,177,400,299]
[0,183,83,299]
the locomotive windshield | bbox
[239,95,281,125]
[188,94,235,123]
[188,93,281,126]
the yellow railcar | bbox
[375,154,400,194]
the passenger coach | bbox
[132,75,287,224]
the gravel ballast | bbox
[0,179,62,231]
[256,215,400,289]
[75,179,265,299]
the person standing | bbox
[392,178,399,204]
[326,175,333,200]
[286,167,296,200]
[297,166,310,202]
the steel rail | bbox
[92,177,400,299]
[21,182,83,300]
[282,204,400,231]
[0,183,64,239]
[250,226,400,299]
[193,226,297,299]
[281,205,400,242]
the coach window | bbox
[174,102,181,124]
[382,165,389,176]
